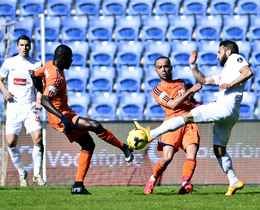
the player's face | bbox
[64,53,73,70]
[155,58,172,82]
[217,45,228,67]
[17,39,31,58]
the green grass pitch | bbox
[0,185,259,210]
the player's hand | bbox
[35,101,42,109]
[59,115,72,133]
[28,70,35,78]
[219,83,232,91]
[189,50,197,65]
[3,90,14,101]
[189,83,202,93]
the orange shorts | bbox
[157,123,200,152]
[48,108,88,143]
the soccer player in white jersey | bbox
[0,35,46,186]
[134,40,254,195]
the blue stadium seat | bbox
[155,0,181,16]
[91,92,118,121]
[222,15,249,42]
[10,17,34,42]
[117,41,143,68]
[88,16,114,43]
[236,41,251,62]
[35,16,61,44]
[143,41,171,70]
[67,92,90,118]
[170,41,197,67]
[75,0,101,16]
[64,66,89,92]
[0,17,6,40]
[36,41,61,62]
[168,15,195,42]
[128,0,154,16]
[253,74,260,96]
[47,0,72,16]
[201,91,219,104]
[61,16,88,43]
[210,0,235,16]
[173,66,196,85]
[102,0,127,16]
[89,41,116,69]
[144,67,160,95]
[244,77,253,93]
[88,66,115,95]
[249,16,260,43]
[66,41,89,67]
[0,0,17,18]
[251,42,260,68]
[237,0,260,15]
[20,0,45,16]
[183,0,209,15]
[197,41,219,67]
[146,94,166,121]
[116,66,143,95]
[239,92,256,120]
[0,42,5,67]
[196,15,222,43]
[114,16,141,42]
[118,92,146,120]
[142,16,168,43]
[200,66,221,92]
[0,92,4,121]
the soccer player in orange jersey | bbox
[29,45,133,195]
[143,56,202,194]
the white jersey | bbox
[0,55,41,112]
[212,54,248,110]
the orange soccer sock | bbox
[75,150,92,182]
[153,158,167,178]
[97,128,123,148]
[182,158,196,183]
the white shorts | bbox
[6,110,42,135]
[191,100,239,147]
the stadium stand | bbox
[75,0,101,16]
[239,92,256,120]
[66,41,89,67]
[197,41,219,67]
[210,0,236,16]
[67,92,90,118]
[249,15,260,43]
[0,0,17,18]
[10,17,34,42]
[19,0,45,16]
[47,0,72,16]
[200,66,222,92]
[173,66,196,85]
[146,94,166,121]
[155,0,181,16]
[102,0,128,16]
[128,0,154,16]
[183,0,209,15]
[237,0,260,15]
[36,41,61,62]
[144,66,160,95]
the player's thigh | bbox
[6,112,23,136]
[181,124,200,152]
[30,129,42,146]
[24,111,42,134]
[190,101,233,123]
[213,122,234,147]
[158,128,183,152]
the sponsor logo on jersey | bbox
[159,92,167,100]
[237,57,243,63]
[49,85,58,93]
[45,68,50,78]
[14,78,27,86]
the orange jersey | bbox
[152,79,192,120]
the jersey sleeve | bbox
[152,85,171,107]
[43,69,62,98]
[231,54,249,72]
[0,59,9,78]
[34,66,45,77]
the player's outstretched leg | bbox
[134,121,153,142]
[144,175,158,194]
[71,182,92,195]
[20,170,28,187]
[225,180,244,196]
[178,183,193,194]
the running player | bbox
[30,44,133,195]
[143,56,201,194]
[134,40,254,195]
[0,35,46,186]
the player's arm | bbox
[166,83,202,110]
[35,92,42,109]
[29,70,43,94]
[219,65,254,91]
[0,74,14,101]
[189,50,217,86]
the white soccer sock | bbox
[32,145,43,176]
[8,146,24,175]
[217,152,238,187]
[150,116,185,139]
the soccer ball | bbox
[127,128,148,150]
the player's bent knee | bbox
[75,133,96,153]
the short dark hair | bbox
[154,56,171,66]
[17,35,31,45]
[54,44,72,60]
[219,40,239,54]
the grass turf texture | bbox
[0,185,259,210]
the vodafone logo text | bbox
[14,78,28,86]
